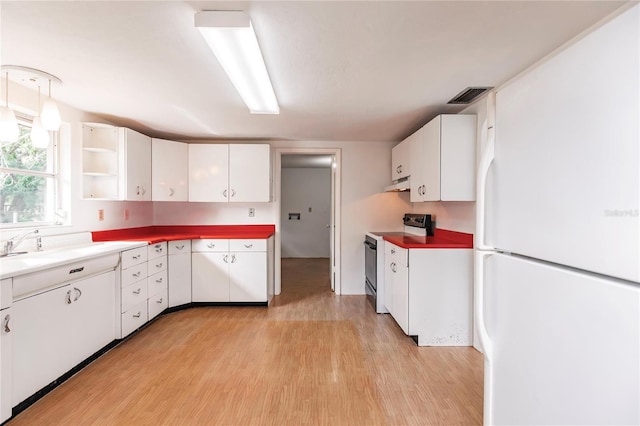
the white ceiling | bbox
[0,1,626,142]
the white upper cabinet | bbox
[410,114,476,202]
[119,128,152,201]
[82,124,152,201]
[391,136,411,180]
[152,138,188,202]
[189,144,270,202]
[188,144,229,202]
[228,144,271,202]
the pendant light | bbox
[0,71,19,143]
[30,86,49,148]
[40,78,61,131]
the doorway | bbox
[274,148,341,295]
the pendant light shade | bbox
[0,71,19,143]
[30,116,49,148]
[41,79,61,131]
[0,106,19,143]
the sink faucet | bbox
[3,229,39,255]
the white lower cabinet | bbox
[168,240,191,307]
[1,278,12,424]
[12,271,116,406]
[192,239,269,303]
[384,242,473,346]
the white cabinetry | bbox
[152,138,188,201]
[188,144,270,202]
[168,240,192,307]
[1,279,12,424]
[147,242,168,320]
[391,137,411,180]
[410,114,476,202]
[12,270,116,405]
[119,246,148,337]
[82,123,152,201]
[384,242,473,346]
[384,242,409,334]
[192,239,270,303]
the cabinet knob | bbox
[156,298,163,304]
[133,255,141,260]
[244,244,253,249]
[156,262,163,268]
[156,277,163,283]
[207,243,216,249]
[3,314,10,333]
[133,272,141,278]
[133,288,141,295]
[133,312,142,318]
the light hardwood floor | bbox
[9,258,483,425]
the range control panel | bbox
[402,213,433,234]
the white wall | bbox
[281,167,331,258]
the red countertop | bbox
[92,225,275,244]
[376,228,473,249]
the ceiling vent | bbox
[447,87,493,105]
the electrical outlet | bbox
[98,209,104,221]
[249,208,255,217]
[124,209,129,220]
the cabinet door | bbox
[152,138,188,201]
[192,253,229,302]
[169,252,192,307]
[189,144,229,202]
[229,144,270,202]
[119,128,152,201]
[70,271,116,366]
[392,138,411,180]
[384,243,396,318]
[422,118,441,201]
[440,115,476,201]
[393,248,409,334]
[1,307,12,424]
[12,286,72,405]
[229,252,267,302]
[409,127,424,202]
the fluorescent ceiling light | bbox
[195,11,279,115]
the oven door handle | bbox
[363,241,376,250]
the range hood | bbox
[384,177,410,192]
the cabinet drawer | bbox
[148,291,168,320]
[229,239,266,252]
[121,302,148,337]
[121,263,147,288]
[121,246,148,269]
[147,242,167,260]
[147,255,167,274]
[148,271,167,297]
[121,282,148,313]
[168,239,191,255]
[192,239,229,252]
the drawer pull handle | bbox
[133,312,141,318]
[73,287,82,301]
[390,262,397,273]
[156,277,163,283]
[133,255,141,260]
[156,298,163,304]
[244,244,253,248]
[69,266,84,274]
[223,254,229,263]
[207,243,216,248]
[231,254,236,263]
[66,290,72,304]
[133,272,141,278]
[176,244,184,250]
[223,189,227,198]
[155,247,163,253]
[156,262,163,268]
[231,189,236,198]
[133,288,141,295]
[391,248,395,254]
[3,314,11,333]
[169,188,174,197]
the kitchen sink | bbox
[0,251,28,258]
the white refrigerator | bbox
[475,4,639,425]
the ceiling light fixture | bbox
[195,11,279,115]
[0,72,20,143]
[31,86,49,149]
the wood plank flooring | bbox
[8,258,483,425]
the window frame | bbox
[0,113,60,229]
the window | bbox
[0,116,57,227]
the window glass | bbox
[0,120,57,225]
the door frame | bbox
[274,148,342,295]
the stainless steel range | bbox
[364,213,433,313]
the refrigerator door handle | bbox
[475,249,494,426]
[476,92,496,251]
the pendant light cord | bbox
[4,72,8,107]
